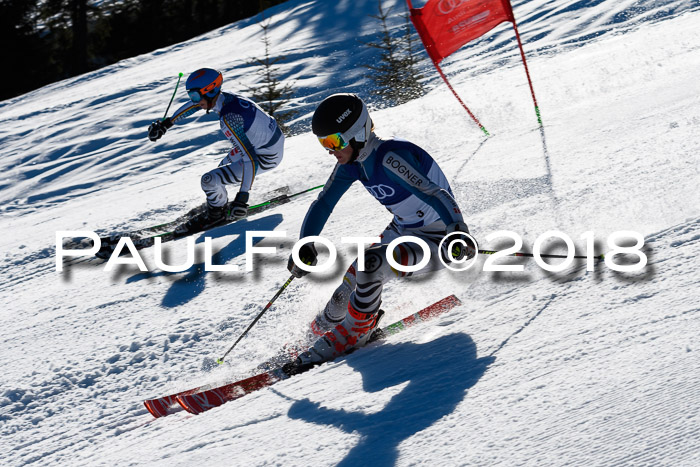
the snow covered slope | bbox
[1,0,699,465]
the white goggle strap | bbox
[340,102,369,144]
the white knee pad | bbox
[200,172,219,191]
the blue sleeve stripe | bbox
[300,166,354,238]
[259,127,283,151]
[170,102,200,122]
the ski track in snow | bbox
[1,0,700,465]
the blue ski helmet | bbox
[186,68,223,104]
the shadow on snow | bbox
[287,332,494,466]
[125,213,284,308]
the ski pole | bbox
[479,249,604,260]
[115,184,325,235]
[163,72,184,120]
[248,184,325,210]
[216,274,295,364]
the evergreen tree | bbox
[70,0,89,75]
[363,0,425,107]
[39,0,95,76]
[246,21,298,136]
[399,9,425,101]
[0,0,44,100]
[1,0,290,101]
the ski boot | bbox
[282,308,385,376]
[179,203,226,233]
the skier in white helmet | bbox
[283,93,477,374]
[147,68,285,231]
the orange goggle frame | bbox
[187,75,222,103]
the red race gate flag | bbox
[408,0,514,64]
[407,0,542,130]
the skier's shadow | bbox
[126,214,283,307]
[287,333,493,466]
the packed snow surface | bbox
[1,0,699,465]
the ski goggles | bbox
[317,132,350,151]
[187,88,219,103]
[187,80,221,103]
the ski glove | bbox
[229,192,249,220]
[287,243,318,278]
[148,118,173,141]
[446,222,478,262]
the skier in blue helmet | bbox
[147,68,285,230]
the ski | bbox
[143,294,461,418]
[175,370,289,417]
[144,384,211,418]
[95,184,323,259]
[478,248,604,260]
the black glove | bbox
[446,222,477,261]
[148,118,172,141]
[287,243,318,278]
[229,192,249,220]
